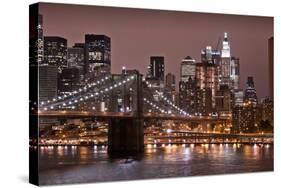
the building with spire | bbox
[219,32,231,87]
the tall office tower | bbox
[179,56,197,113]
[37,14,44,65]
[68,44,84,68]
[58,67,80,96]
[244,76,258,107]
[219,32,231,87]
[201,46,221,65]
[30,14,44,66]
[268,37,274,100]
[259,97,274,127]
[179,78,196,114]
[67,44,85,80]
[233,89,244,107]
[148,56,165,81]
[165,72,177,106]
[84,34,111,78]
[232,102,258,133]
[38,65,58,102]
[44,36,67,70]
[230,57,240,90]
[196,53,218,113]
[165,73,176,91]
[146,56,165,102]
[180,56,196,82]
[215,85,231,112]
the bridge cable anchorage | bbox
[40,75,136,111]
[143,98,169,114]
[39,75,111,108]
[144,80,188,116]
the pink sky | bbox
[39,3,273,99]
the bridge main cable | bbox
[144,79,188,116]
[40,75,136,111]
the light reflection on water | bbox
[38,144,273,185]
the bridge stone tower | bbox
[108,70,144,157]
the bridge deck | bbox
[35,110,231,121]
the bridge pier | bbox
[107,71,144,157]
[108,118,144,157]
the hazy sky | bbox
[39,3,273,99]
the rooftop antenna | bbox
[215,35,222,52]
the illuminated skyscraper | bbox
[196,47,219,113]
[148,56,165,81]
[179,56,197,113]
[165,73,176,91]
[230,57,240,90]
[232,103,258,133]
[201,46,221,65]
[215,85,231,112]
[221,32,231,58]
[37,15,44,65]
[58,67,80,96]
[38,65,58,101]
[44,36,67,70]
[179,78,197,114]
[259,97,273,127]
[244,76,258,107]
[67,44,85,80]
[196,61,217,113]
[233,89,244,107]
[67,44,84,68]
[219,32,231,87]
[29,14,44,66]
[180,56,196,82]
[84,34,111,77]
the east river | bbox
[38,144,273,185]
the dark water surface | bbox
[38,144,273,185]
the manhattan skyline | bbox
[29,3,274,185]
[39,3,273,99]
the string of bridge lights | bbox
[41,75,136,111]
[143,98,168,114]
[40,75,111,107]
[155,90,187,115]
[144,80,188,116]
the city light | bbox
[166,129,172,134]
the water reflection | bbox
[39,144,273,185]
